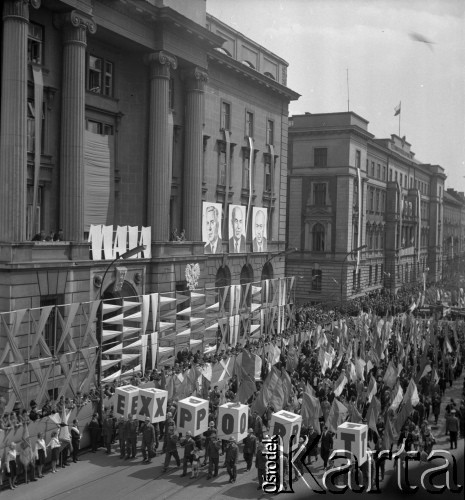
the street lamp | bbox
[97,245,147,301]
[340,244,367,306]
[97,244,146,412]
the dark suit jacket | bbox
[252,237,267,252]
[320,431,333,455]
[229,235,246,253]
[204,237,223,254]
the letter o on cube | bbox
[218,403,248,443]
[269,410,302,454]
[177,397,209,436]
[137,388,168,423]
[115,385,140,418]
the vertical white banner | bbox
[32,65,43,236]
[356,166,362,273]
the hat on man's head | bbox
[229,436,235,442]
[248,428,254,433]
[145,416,150,421]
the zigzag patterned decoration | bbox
[0,278,296,403]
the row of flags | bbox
[160,309,464,447]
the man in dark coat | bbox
[243,428,257,471]
[88,413,100,453]
[307,425,320,464]
[206,432,221,479]
[117,416,127,458]
[163,427,181,472]
[181,431,196,477]
[255,442,267,490]
[203,422,217,466]
[225,436,238,483]
[140,417,156,463]
[125,414,138,459]
[320,425,333,469]
[102,410,115,454]
[70,419,81,463]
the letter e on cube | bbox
[115,385,139,418]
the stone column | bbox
[183,67,208,242]
[0,0,40,242]
[146,51,177,242]
[54,11,96,242]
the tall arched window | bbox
[312,223,325,251]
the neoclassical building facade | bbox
[0,0,298,403]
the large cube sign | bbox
[177,397,209,436]
[218,403,248,443]
[137,388,168,423]
[333,422,368,465]
[115,385,139,417]
[269,410,302,454]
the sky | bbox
[207,0,465,193]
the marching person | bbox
[125,413,138,459]
[446,409,459,449]
[181,431,196,477]
[320,425,333,469]
[102,409,115,454]
[206,431,221,479]
[163,427,181,473]
[203,421,217,466]
[255,442,267,490]
[225,436,238,483]
[140,417,155,464]
[243,428,257,471]
[117,415,127,458]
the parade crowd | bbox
[2,279,465,491]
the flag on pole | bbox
[367,374,377,403]
[394,101,401,116]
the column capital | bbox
[145,51,178,79]
[3,0,41,19]
[184,67,209,91]
[53,10,97,43]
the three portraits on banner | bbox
[202,202,268,255]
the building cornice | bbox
[208,52,300,101]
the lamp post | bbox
[97,244,146,412]
[340,244,367,306]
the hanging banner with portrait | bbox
[228,205,247,254]
[202,202,223,254]
[252,207,268,252]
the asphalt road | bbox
[2,377,463,500]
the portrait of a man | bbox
[203,203,223,254]
[252,207,267,252]
[228,205,246,253]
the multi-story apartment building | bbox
[287,112,446,305]
[0,0,298,412]
[443,189,465,279]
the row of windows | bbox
[366,160,387,181]
[366,227,385,251]
[221,102,275,145]
[217,146,275,192]
[367,187,386,213]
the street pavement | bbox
[3,376,463,500]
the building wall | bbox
[287,112,447,304]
